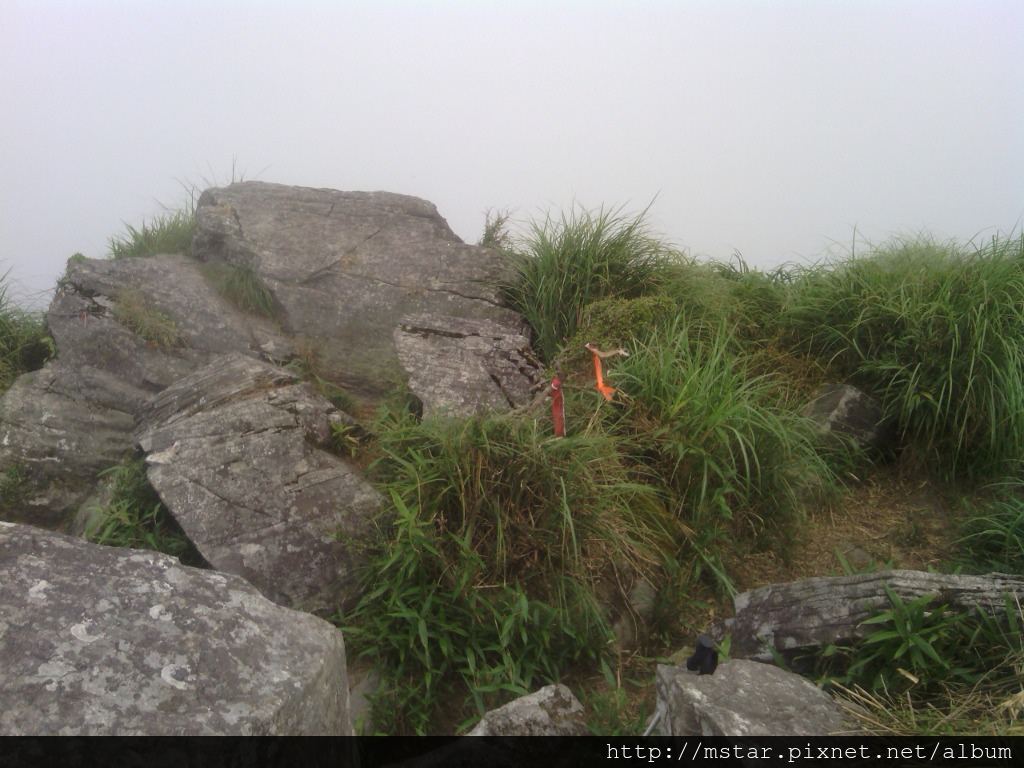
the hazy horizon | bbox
[2,0,1021,309]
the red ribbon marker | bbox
[550,376,565,437]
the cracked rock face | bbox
[394,313,543,418]
[135,353,384,616]
[192,181,523,399]
[0,253,290,529]
[0,521,352,735]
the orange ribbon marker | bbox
[584,343,629,402]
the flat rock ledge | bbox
[656,660,850,736]
[0,521,351,735]
[712,569,1024,664]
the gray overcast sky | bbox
[2,0,1022,308]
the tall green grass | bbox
[784,233,1024,478]
[0,273,52,394]
[109,207,196,259]
[955,480,1024,573]
[500,204,678,362]
[202,262,277,318]
[340,406,680,734]
[84,457,204,566]
[611,314,846,593]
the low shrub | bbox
[783,233,1024,478]
[818,587,1023,736]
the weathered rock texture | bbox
[712,569,1024,666]
[656,660,850,736]
[135,353,382,616]
[192,182,524,399]
[0,253,293,529]
[465,684,588,736]
[0,183,531,532]
[394,313,543,417]
[804,383,890,450]
[0,521,351,735]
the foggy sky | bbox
[2,0,1022,308]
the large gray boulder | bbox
[0,521,351,735]
[191,182,524,399]
[0,253,294,529]
[135,353,383,616]
[656,660,850,736]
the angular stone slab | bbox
[394,313,542,418]
[192,182,521,399]
[0,361,139,528]
[0,521,351,735]
[465,684,588,736]
[712,569,1024,665]
[0,253,294,530]
[656,660,850,736]
[135,353,383,616]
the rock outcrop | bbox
[0,521,351,735]
[135,353,383,616]
[192,182,525,400]
[0,183,534,533]
[0,252,294,529]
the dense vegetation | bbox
[2,198,1021,737]
[343,210,1024,734]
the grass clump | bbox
[203,262,277,318]
[0,272,53,394]
[113,289,184,348]
[339,407,679,734]
[955,481,1024,574]
[285,336,359,415]
[784,233,1024,479]
[611,314,846,594]
[85,457,204,566]
[109,207,196,259]
[820,590,1024,736]
[500,204,678,363]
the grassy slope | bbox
[2,200,1020,736]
